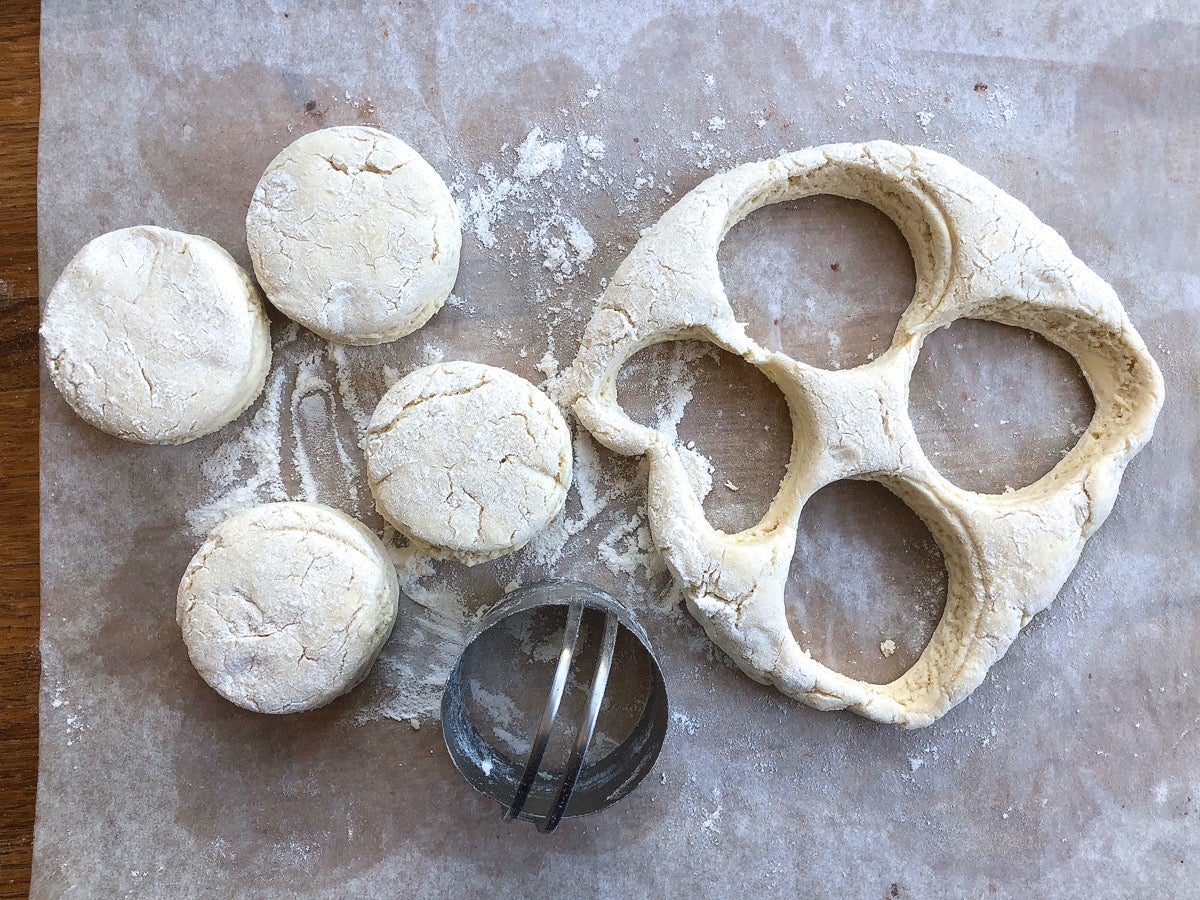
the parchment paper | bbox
[36,1,1200,896]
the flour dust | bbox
[185,73,814,725]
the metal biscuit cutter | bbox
[441,579,669,833]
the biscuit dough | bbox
[365,361,572,564]
[41,226,271,444]
[246,125,461,345]
[567,141,1164,727]
[177,502,399,714]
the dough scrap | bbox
[41,225,271,444]
[177,502,399,714]
[566,141,1165,728]
[365,361,572,564]
[246,125,461,346]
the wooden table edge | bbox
[1,1,42,897]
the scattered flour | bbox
[535,350,560,379]
[417,342,445,367]
[354,545,479,725]
[187,79,734,725]
[381,364,405,388]
[513,126,566,182]
[671,708,699,736]
[455,126,600,286]
[186,361,288,536]
[577,132,606,160]
[466,679,533,756]
[458,164,516,249]
[529,213,595,282]
[328,343,371,437]
[699,787,723,835]
[186,325,364,535]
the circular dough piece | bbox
[41,226,272,444]
[177,502,399,714]
[365,361,572,564]
[246,125,461,346]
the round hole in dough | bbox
[245,125,462,346]
[365,361,573,564]
[41,225,272,445]
[177,502,399,714]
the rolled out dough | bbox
[246,125,461,346]
[365,361,572,564]
[41,225,272,444]
[177,502,399,714]
[567,141,1164,727]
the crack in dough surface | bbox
[246,125,461,346]
[365,361,572,565]
[177,501,400,714]
[41,225,271,444]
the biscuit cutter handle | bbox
[504,602,620,833]
[542,607,619,833]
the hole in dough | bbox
[718,195,915,370]
[909,319,1095,495]
[615,340,792,534]
[785,480,947,686]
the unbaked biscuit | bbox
[246,125,461,345]
[365,362,572,564]
[41,225,271,444]
[177,502,399,714]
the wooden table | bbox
[1,2,41,896]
